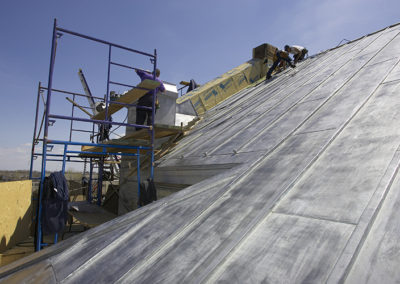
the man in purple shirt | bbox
[135,68,165,130]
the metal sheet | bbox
[208,213,354,283]
[345,148,400,283]
[276,80,400,223]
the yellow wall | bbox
[0,180,32,252]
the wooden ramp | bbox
[92,79,160,120]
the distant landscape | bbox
[0,170,83,183]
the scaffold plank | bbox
[92,79,160,120]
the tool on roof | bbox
[179,79,200,95]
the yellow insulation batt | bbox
[177,43,277,115]
[0,180,32,253]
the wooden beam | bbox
[91,79,160,120]
[104,160,121,164]
[66,97,92,116]
[80,124,184,158]
[123,124,183,141]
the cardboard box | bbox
[252,43,278,60]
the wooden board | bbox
[123,124,183,141]
[68,201,117,228]
[92,79,160,120]
[0,244,34,267]
[80,138,150,156]
[81,124,183,156]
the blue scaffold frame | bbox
[30,18,158,251]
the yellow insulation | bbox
[177,43,277,115]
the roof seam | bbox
[271,211,357,226]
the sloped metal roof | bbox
[2,23,400,283]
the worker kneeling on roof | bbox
[285,45,308,64]
[265,47,296,80]
[135,68,165,130]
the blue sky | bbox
[0,0,399,171]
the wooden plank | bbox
[66,97,92,116]
[123,124,183,141]
[104,160,121,164]
[0,245,34,267]
[0,236,35,267]
[80,125,183,158]
[91,79,160,120]
[80,138,150,156]
[80,146,137,155]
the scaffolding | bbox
[29,19,160,251]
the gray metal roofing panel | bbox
[209,213,354,283]
[1,23,400,283]
[277,80,400,223]
[345,155,400,283]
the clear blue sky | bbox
[0,0,399,170]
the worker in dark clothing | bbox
[135,68,166,130]
[186,79,199,93]
[99,116,112,141]
[285,45,308,64]
[266,49,296,79]
[95,102,112,142]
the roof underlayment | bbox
[2,23,400,283]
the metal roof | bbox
[2,23,400,283]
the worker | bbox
[99,117,112,141]
[95,102,112,142]
[265,48,296,80]
[285,45,308,64]
[186,79,200,93]
[135,68,165,130]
